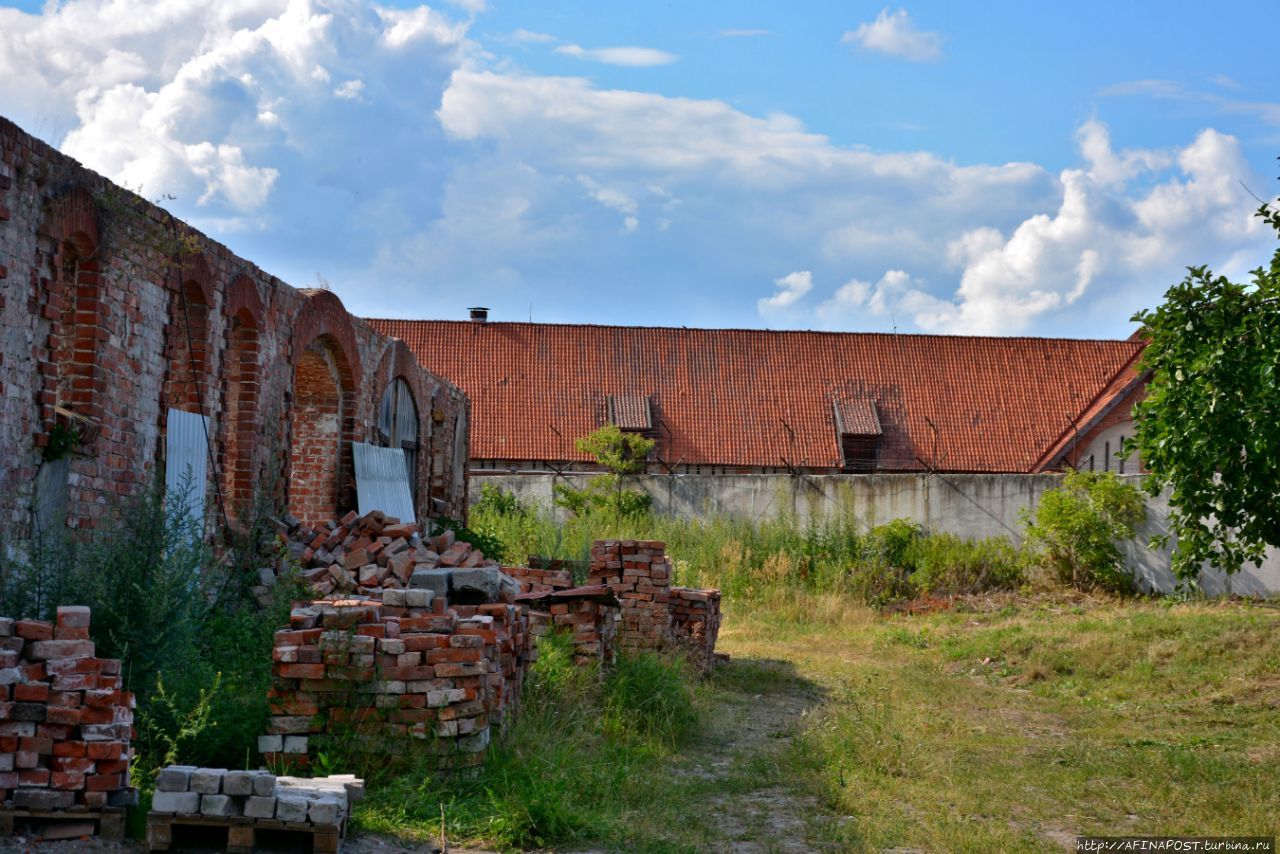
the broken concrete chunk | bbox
[450,567,500,601]
[409,568,451,597]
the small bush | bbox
[1022,471,1146,593]
[907,533,1025,596]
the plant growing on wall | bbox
[1127,184,1280,581]
[553,425,656,517]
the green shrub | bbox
[1022,471,1146,593]
[846,559,917,610]
[907,533,1025,596]
[866,519,923,569]
[433,516,507,563]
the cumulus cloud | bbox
[554,44,678,67]
[2,1,1269,336]
[758,271,814,315]
[842,8,943,62]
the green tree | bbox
[554,425,655,517]
[1128,196,1280,580]
[1023,471,1146,593]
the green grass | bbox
[358,500,1280,851]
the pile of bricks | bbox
[668,588,723,671]
[150,766,362,825]
[0,607,136,810]
[587,540,675,654]
[503,565,574,595]
[260,596,532,772]
[272,511,500,600]
[516,585,621,668]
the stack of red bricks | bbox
[587,540,674,654]
[276,511,499,599]
[667,588,723,671]
[586,540,724,669]
[545,593,620,668]
[261,595,532,773]
[0,607,136,810]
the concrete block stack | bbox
[150,766,363,825]
[270,511,501,601]
[587,540,675,654]
[668,587,723,672]
[260,596,532,773]
[0,607,137,811]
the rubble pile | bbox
[275,511,500,599]
[261,596,532,772]
[0,607,137,810]
[150,766,362,826]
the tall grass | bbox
[355,629,704,849]
[470,491,1027,606]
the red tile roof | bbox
[833,398,883,436]
[367,320,1146,473]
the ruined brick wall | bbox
[0,116,469,549]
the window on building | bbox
[378,378,420,505]
[833,398,882,473]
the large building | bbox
[369,313,1147,477]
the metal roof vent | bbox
[469,306,489,323]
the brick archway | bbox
[164,253,214,414]
[288,291,362,527]
[220,275,265,520]
[372,339,433,518]
[41,188,103,435]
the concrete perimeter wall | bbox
[471,473,1280,597]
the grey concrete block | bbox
[283,735,308,754]
[190,768,226,794]
[244,795,277,819]
[409,568,451,596]
[404,588,434,608]
[275,796,308,823]
[458,727,491,753]
[156,765,197,793]
[308,797,342,825]
[252,772,278,797]
[200,794,241,817]
[223,770,256,796]
[13,789,75,810]
[382,588,407,607]
[257,734,283,753]
[450,567,500,601]
[151,791,200,814]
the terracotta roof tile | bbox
[367,320,1146,473]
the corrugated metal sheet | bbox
[353,442,416,524]
[165,408,209,529]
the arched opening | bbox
[221,314,260,521]
[53,233,104,425]
[165,279,211,414]
[289,339,349,527]
[377,378,420,506]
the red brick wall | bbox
[0,115,470,548]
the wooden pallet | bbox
[146,811,346,853]
[0,805,127,841]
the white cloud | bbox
[505,28,556,44]
[842,8,943,63]
[758,271,813,315]
[1101,78,1280,126]
[554,44,678,67]
[334,79,365,99]
[577,175,639,231]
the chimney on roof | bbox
[469,306,489,323]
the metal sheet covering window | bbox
[377,378,419,505]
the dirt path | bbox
[664,657,849,853]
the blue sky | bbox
[2,1,1277,337]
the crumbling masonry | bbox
[0,116,469,553]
